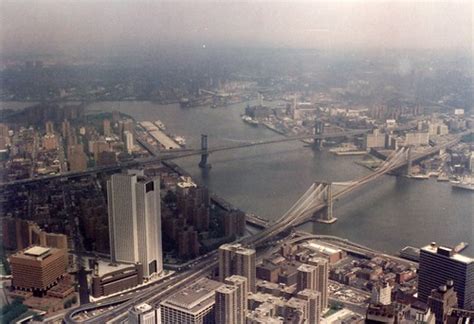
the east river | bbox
[5,101,472,256]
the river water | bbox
[85,101,473,256]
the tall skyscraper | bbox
[307,257,329,312]
[219,243,256,292]
[418,242,474,310]
[224,275,248,324]
[107,171,163,277]
[297,264,317,291]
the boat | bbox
[450,176,474,191]
[241,115,259,126]
[451,182,474,191]
[409,174,429,180]
[173,136,186,147]
[154,120,166,130]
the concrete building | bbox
[418,242,474,310]
[428,281,458,324]
[103,119,111,137]
[124,130,134,154]
[91,263,144,298]
[215,284,239,324]
[219,243,256,292]
[371,281,392,305]
[10,246,67,296]
[160,278,223,324]
[297,289,321,324]
[107,171,163,277]
[224,275,248,324]
[297,264,318,292]
[129,303,160,324]
[405,132,430,146]
[67,144,88,171]
[307,257,329,312]
[363,129,386,150]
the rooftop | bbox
[421,243,473,265]
[24,246,50,257]
[161,278,222,314]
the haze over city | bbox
[1,1,472,57]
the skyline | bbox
[1,1,472,57]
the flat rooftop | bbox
[161,278,222,314]
[421,244,473,265]
[24,246,50,257]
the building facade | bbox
[107,171,163,277]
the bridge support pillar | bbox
[313,121,324,150]
[406,146,413,177]
[199,134,211,169]
[315,183,337,224]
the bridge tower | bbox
[315,183,337,224]
[313,121,324,150]
[406,146,413,177]
[199,134,211,169]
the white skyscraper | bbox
[107,170,163,277]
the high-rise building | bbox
[45,120,54,134]
[107,171,163,277]
[219,243,256,292]
[67,144,88,171]
[224,275,248,324]
[418,242,474,310]
[307,257,329,312]
[297,264,317,291]
[103,119,111,136]
[215,284,238,324]
[371,281,392,305]
[297,289,321,324]
[129,303,161,324]
[10,246,67,296]
[428,281,458,324]
[124,130,134,154]
[160,278,223,324]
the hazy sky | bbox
[1,1,472,56]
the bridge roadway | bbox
[63,134,464,322]
[1,129,370,188]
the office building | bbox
[129,303,161,324]
[160,278,223,324]
[10,246,67,296]
[428,281,458,324]
[224,275,248,324]
[91,263,144,298]
[107,171,163,277]
[219,243,256,292]
[418,242,474,310]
